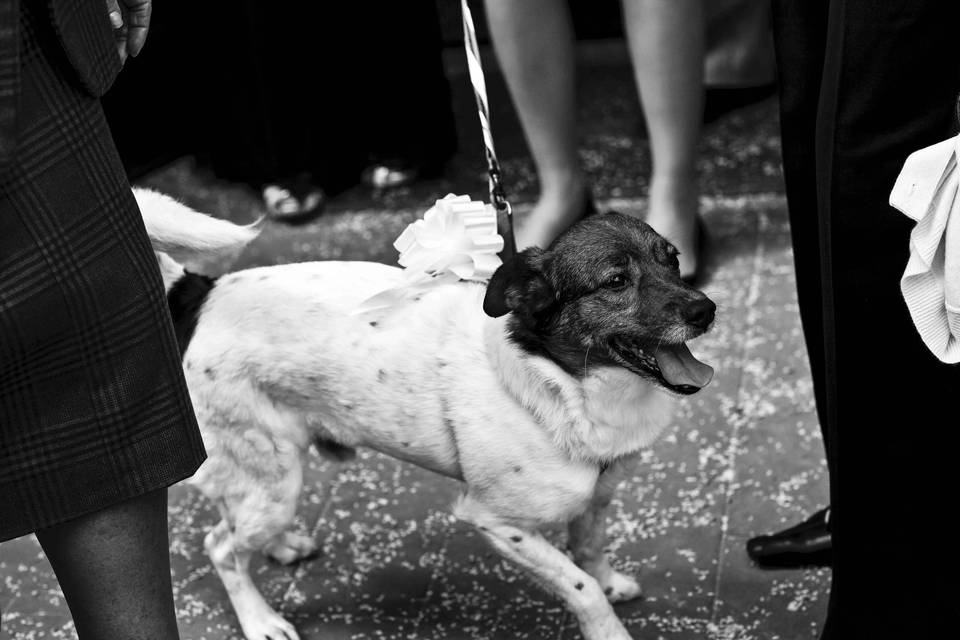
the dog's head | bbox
[484,212,715,395]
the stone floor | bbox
[0,41,829,640]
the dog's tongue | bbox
[654,344,714,389]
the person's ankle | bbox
[645,177,701,280]
[517,179,592,249]
[540,172,588,211]
[648,172,698,214]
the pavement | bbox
[0,41,829,640]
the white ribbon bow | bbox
[354,194,504,313]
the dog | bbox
[136,189,716,640]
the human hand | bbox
[106,0,152,65]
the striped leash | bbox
[461,0,517,269]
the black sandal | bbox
[262,174,326,225]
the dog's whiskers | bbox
[655,329,667,354]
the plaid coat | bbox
[0,0,205,541]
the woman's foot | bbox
[516,180,594,249]
[644,176,701,281]
[361,156,445,190]
[262,173,326,225]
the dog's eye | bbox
[603,274,629,289]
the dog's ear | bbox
[483,248,555,318]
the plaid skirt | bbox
[0,0,205,541]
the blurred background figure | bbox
[104,0,458,223]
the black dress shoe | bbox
[747,507,832,568]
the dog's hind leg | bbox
[263,531,319,566]
[568,464,642,603]
[455,497,632,640]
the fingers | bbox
[106,0,128,64]
[106,0,123,28]
[121,0,152,58]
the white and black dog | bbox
[137,189,716,640]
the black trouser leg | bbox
[771,0,832,448]
[775,0,960,637]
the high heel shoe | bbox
[681,218,707,285]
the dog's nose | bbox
[682,298,716,330]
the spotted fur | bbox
[134,189,714,640]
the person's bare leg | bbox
[486,0,588,249]
[35,489,180,640]
[622,0,705,278]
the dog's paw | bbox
[264,532,319,566]
[599,570,642,603]
[239,610,300,640]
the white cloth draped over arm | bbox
[890,134,960,363]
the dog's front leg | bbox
[568,464,643,603]
[457,499,632,640]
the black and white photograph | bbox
[1,1,958,639]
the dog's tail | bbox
[134,188,260,260]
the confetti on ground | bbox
[0,45,826,640]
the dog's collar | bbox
[167,271,217,358]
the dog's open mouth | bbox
[607,337,714,395]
